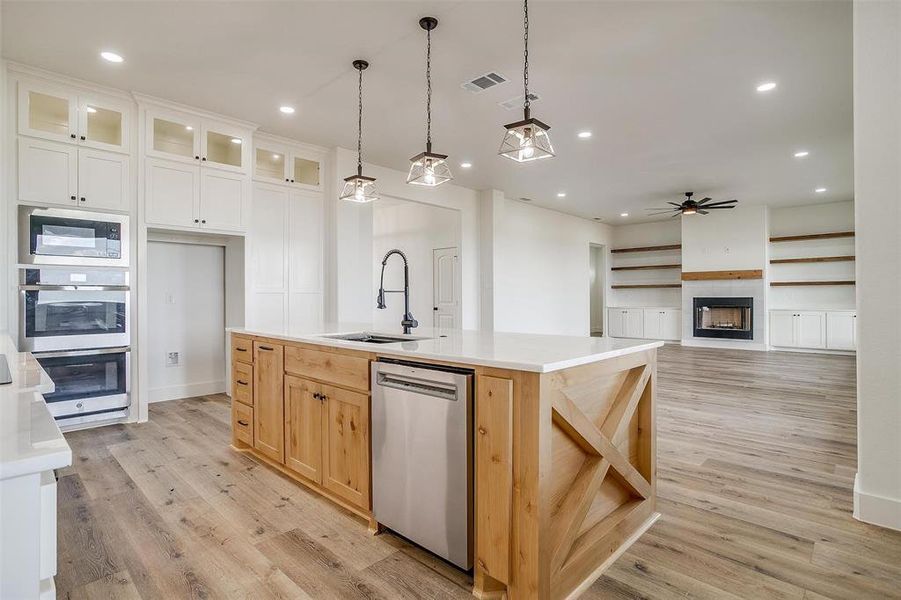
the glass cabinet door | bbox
[203,126,245,172]
[291,155,321,187]
[255,146,287,183]
[18,84,78,143]
[148,111,200,163]
[80,98,127,151]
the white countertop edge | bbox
[0,392,72,481]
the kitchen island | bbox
[228,326,661,600]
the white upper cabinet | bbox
[146,108,250,174]
[18,81,130,153]
[202,123,248,173]
[77,148,129,211]
[253,137,324,190]
[199,168,248,231]
[145,157,199,228]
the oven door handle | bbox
[35,346,131,358]
[19,284,130,292]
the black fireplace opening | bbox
[693,297,753,340]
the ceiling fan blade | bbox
[670,212,682,218]
[705,205,736,209]
[698,209,709,215]
[667,202,683,207]
[697,197,713,205]
[703,199,738,207]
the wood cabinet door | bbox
[253,341,285,463]
[321,383,370,509]
[18,137,78,207]
[796,311,827,349]
[77,148,129,211]
[284,376,323,483]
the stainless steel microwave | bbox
[19,206,129,267]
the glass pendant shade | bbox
[498,114,555,162]
[339,173,378,203]
[407,150,453,186]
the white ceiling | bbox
[1,1,852,223]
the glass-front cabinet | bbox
[146,109,249,174]
[18,81,130,153]
[254,139,323,189]
[203,125,246,172]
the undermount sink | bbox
[319,332,430,344]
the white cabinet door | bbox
[199,168,247,232]
[797,311,827,349]
[769,311,796,347]
[642,310,661,339]
[289,191,323,293]
[147,109,201,165]
[77,149,129,211]
[78,96,129,153]
[18,82,78,144]
[251,184,290,291]
[201,121,249,174]
[254,143,290,184]
[826,312,856,350]
[18,137,78,206]
[607,309,624,337]
[146,157,199,228]
[661,309,682,340]
[624,309,644,338]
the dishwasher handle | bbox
[375,371,460,401]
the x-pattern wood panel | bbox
[548,364,651,575]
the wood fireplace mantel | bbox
[681,269,763,281]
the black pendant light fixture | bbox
[498,0,554,162]
[340,59,379,203]
[407,16,453,186]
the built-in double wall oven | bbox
[18,207,131,427]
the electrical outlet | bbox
[166,351,180,367]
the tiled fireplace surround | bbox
[681,278,767,349]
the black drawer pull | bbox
[237,419,249,427]
[237,379,248,386]
[258,345,274,351]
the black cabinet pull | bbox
[201,219,206,224]
[80,135,86,141]
[70,195,77,200]
[194,219,199,223]
[201,157,207,161]
[80,197,86,202]
[70,133,76,139]
[258,345,274,351]
[235,347,247,352]
[195,155,200,160]
[290,179,295,183]
[237,420,249,427]
[237,379,248,386]
[285,178,289,182]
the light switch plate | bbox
[166,351,180,367]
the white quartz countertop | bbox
[0,333,72,480]
[229,324,663,373]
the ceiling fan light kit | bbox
[498,0,555,162]
[407,16,453,187]
[646,192,739,217]
[340,59,380,203]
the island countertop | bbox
[228,324,663,373]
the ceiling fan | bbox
[646,192,738,217]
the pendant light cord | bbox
[357,66,363,174]
[426,26,432,150]
[523,0,530,112]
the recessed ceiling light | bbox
[756,81,777,92]
[279,106,295,114]
[272,154,280,159]
[620,212,629,217]
[460,162,472,169]
[794,150,809,158]
[86,107,97,113]
[100,51,124,63]
[577,131,592,139]
[557,192,566,198]
[185,126,193,131]
[231,138,242,144]
[815,187,827,193]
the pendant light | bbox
[407,17,453,186]
[498,0,555,162]
[340,59,379,203]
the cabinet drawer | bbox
[285,345,369,391]
[232,335,253,363]
[232,361,253,406]
[232,401,253,446]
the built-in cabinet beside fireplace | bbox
[608,307,681,340]
[769,309,856,351]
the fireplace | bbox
[693,297,753,340]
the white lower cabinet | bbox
[145,157,248,232]
[609,307,680,340]
[770,310,854,350]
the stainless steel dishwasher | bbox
[371,359,473,569]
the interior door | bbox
[77,149,129,211]
[321,383,370,509]
[145,157,199,228]
[284,375,323,483]
[18,137,78,207]
[253,342,284,463]
[432,247,459,329]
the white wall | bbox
[609,220,682,309]
[147,242,226,402]
[329,147,480,329]
[0,54,7,335]
[681,205,768,272]
[486,196,613,336]
[852,0,901,531]
[372,199,458,332]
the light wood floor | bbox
[55,345,901,599]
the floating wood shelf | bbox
[611,283,682,289]
[682,269,763,281]
[770,256,855,264]
[770,280,856,287]
[611,244,681,254]
[769,231,854,243]
[611,264,681,271]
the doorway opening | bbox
[589,243,607,337]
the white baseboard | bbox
[769,346,856,356]
[149,380,225,403]
[854,473,901,532]
[680,338,768,352]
